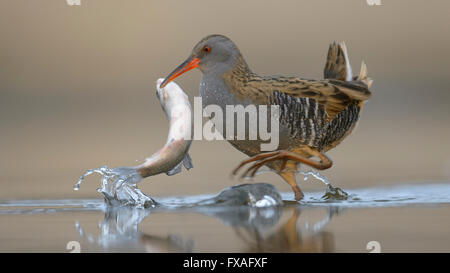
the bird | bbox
[160,34,372,201]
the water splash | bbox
[74,166,156,208]
[321,184,350,201]
[296,165,350,200]
[297,168,330,185]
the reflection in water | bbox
[234,207,338,252]
[71,183,336,252]
[75,207,193,252]
[3,183,448,252]
[74,205,338,252]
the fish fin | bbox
[183,153,193,170]
[166,162,182,176]
[165,154,193,176]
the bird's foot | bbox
[293,185,304,201]
[232,150,332,180]
[232,151,288,179]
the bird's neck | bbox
[221,54,267,104]
[230,54,255,78]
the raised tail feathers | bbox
[324,41,373,88]
[354,61,373,88]
[324,41,353,81]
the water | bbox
[191,183,283,207]
[74,166,156,208]
[74,165,285,209]
[1,183,450,252]
[296,167,350,201]
[74,163,345,208]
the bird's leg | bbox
[233,149,333,200]
[231,151,283,176]
[235,149,333,179]
[234,154,303,200]
[302,146,333,171]
[240,154,284,178]
[232,149,332,201]
[279,164,304,201]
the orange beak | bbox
[160,56,199,88]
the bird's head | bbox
[160,34,240,88]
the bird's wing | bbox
[257,77,371,120]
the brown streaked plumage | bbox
[160,35,372,201]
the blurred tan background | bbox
[0,0,449,199]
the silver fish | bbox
[74,79,193,195]
[137,78,193,177]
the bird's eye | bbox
[202,46,211,53]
